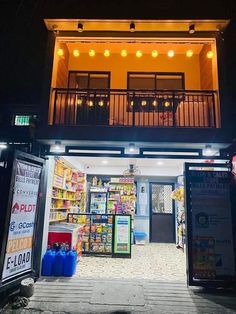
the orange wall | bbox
[68,53,201,90]
[199,44,213,90]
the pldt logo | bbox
[9,221,16,231]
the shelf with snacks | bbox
[49,210,68,223]
[67,213,113,254]
[50,158,87,223]
[107,178,136,216]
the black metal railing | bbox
[50,88,218,128]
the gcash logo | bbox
[9,221,16,232]
[9,221,34,232]
[18,222,34,229]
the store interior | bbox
[41,155,215,280]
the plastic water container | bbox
[52,250,65,276]
[63,250,77,277]
[134,232,147,245]
[41,250,55,276]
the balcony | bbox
[50,88,218,128]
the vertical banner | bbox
[113,215,131,256]
[186,165,235,285]
[2,160,42,281]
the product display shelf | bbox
[107,179,136,215]
[67,213,113,255]
[50,158,87,224]
[49,218,67,223]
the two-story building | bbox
[0,1,236,297]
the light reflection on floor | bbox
[76,243,186,281]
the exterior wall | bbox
[68,53,201,90]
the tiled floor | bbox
[76,243,186,281]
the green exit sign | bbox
[14,115,38,126]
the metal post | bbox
[132,91,135,127]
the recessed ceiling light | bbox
[167,50,174,58]
[186,49,193,57]
[129,143,135,152]
[104,49,110,57]
[136,50,142,58]
[57,48,64,57]
[157,161,163,166]
[102,160,108,164]
[89,49,96,57]
[151,50,158,58]
[207,51,214,59]
[73,49,80,57]
[121,49,128,57]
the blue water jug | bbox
[63,250,77,277]
[52,250,65,276]
[41,250,55,276]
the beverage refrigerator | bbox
[89,191,107,214]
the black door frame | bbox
[149,181,175,243]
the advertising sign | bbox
[188,169,235,281]
[114,215,131,255]
[2,160,42,281]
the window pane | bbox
[89,74,109,89]
[152,184,173,214]
[156,74,183,90]
[129,74,155,90]
[76,74,89,89]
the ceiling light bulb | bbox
[189,24,195,34]
[152,100,158,107]
[73,49,80,57]
[151,50,158,58]
[57,48,64,57]
[77,98,82,105]
[186,49,193,57]
[129,143,135,152]
[89,49,96,57]
[167,50,174,58]
[121,49,128,57]
[102,160,108,164]
[54,141,62,150]
[164,101,170,108]
[207,51,214,59]
[136,50,142,58]
[88,100,94,107]
[204,144,212,155]
[141,100,147,107]
[104,49,110,57]
[98,100,104,107]
[77,23,83,32]
[157,161,163,166]
[130,22,135,32]
[0,143,7,149]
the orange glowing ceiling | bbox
[65,41,206,55]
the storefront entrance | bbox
[150,183,175,243]
[38,155,190,282]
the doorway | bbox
[150,183,175,243]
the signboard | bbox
[113,215,131,256]
[186,165,235,285]
[91,214,109,224]
[2,160,42,281]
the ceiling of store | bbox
[63,156,219,177]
